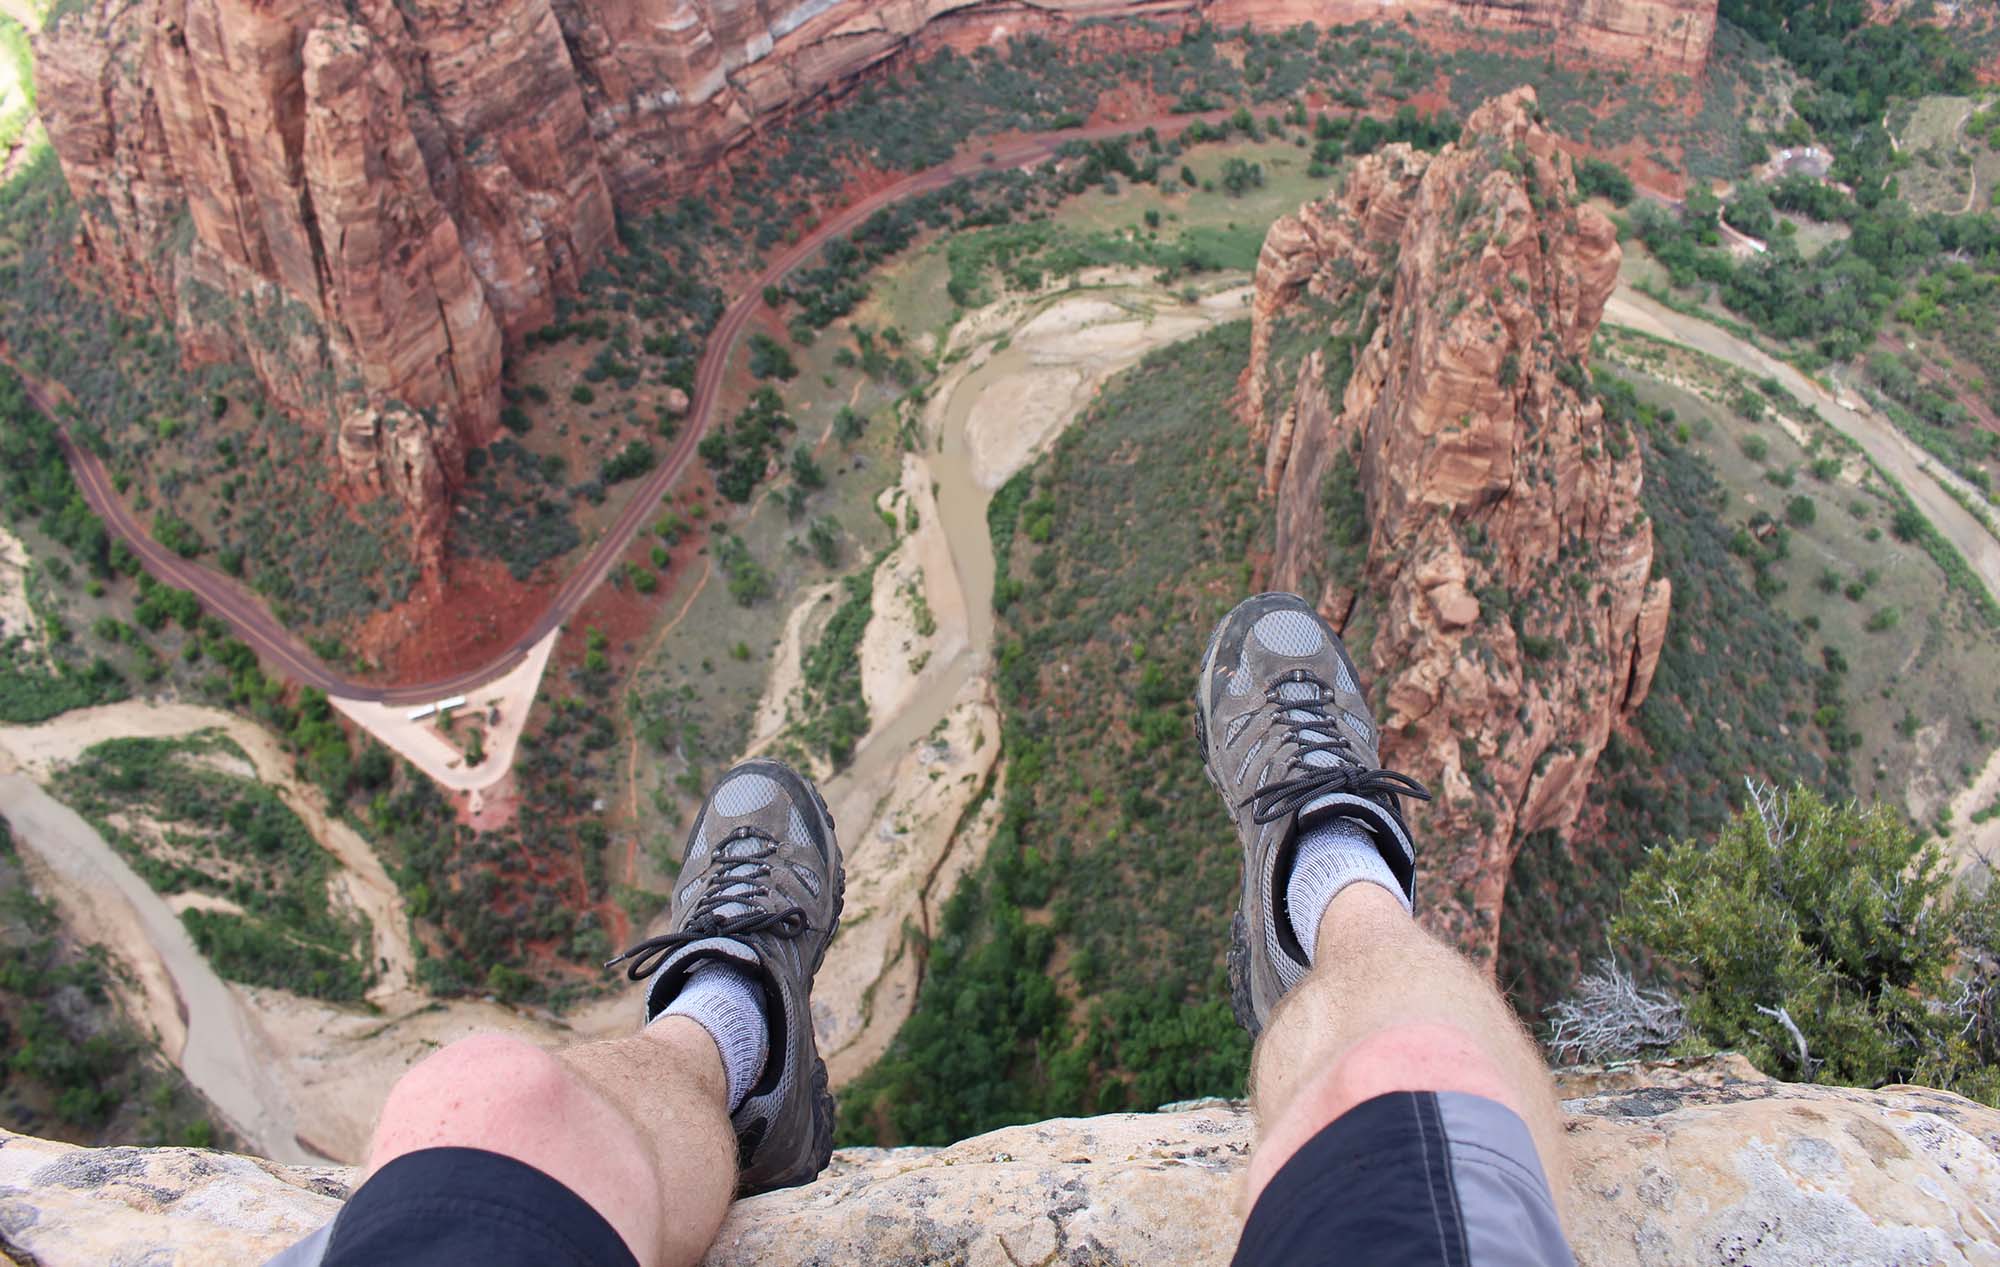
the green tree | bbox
[808,515,841,568]
[1614,783,2000,1103]
[1574,157,1634,206]
[1724,183,1776,240]
[789,445,825,491]
[1219,157,1264,197]
[748,333,799,381]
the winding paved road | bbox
[31,115,1230,707]
[35,120,1994,705]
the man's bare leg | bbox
[363,1019,736,1267]
[1242,883,1566,1215]
[271,760,843,1267]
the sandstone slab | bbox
[3,1059,1997,1265]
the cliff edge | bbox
[1,1057,1994,1265]
[1240,86,1672,961]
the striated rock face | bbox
[35,0,611,561]
[3,1057,1996,1265]
[1241,87,1671,960]
[32,0,1717,562]
[1211,0,1716,75]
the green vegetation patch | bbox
[1501,375,1837,1014]
[0,816,227,1147]
[1509,345,2000,1014]
[842,321,1266,1145]
[943,216,1251,308]
[1614,784,2000,1104]
[0,154,420,634]
[700,388,797,504]
[789,558,880,769]
[0,637,126,724]
[52,732,372,1000]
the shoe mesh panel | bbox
[1247,609,1376,983]
[694,774,787,919]
[790,863,822,897]
[1252,608,1326,656]
[713,773,780,814]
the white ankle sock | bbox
[1285,818,1408,964]
[657,960,768,1112]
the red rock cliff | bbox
[33,0,1715,563]
[1241,86,1671,962]
[1210,0,1715,74]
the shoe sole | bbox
[792,769,843,1186]
[807,778,842,1183]
[1194,595,1267,1038]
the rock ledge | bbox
[2,1057,1997,1265]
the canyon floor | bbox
[9,232,1997,1165]
[0,271,1254,1159]
[3,98,1997,1164]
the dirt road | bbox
[30,112,1265,711]
[1603,286,2000,608]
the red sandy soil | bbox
[460,769,519,831]
[1399,24,1705,199]
[559,477,722,684]
[356,556,554,682]
[1089,77,1180,128]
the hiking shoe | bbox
[1193,593,1430,1037]
[605,759,844,1194]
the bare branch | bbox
[1949,904,2000,1056]
[1546,958,1687,1065]
[1745,776,1796,853]
[1755,1003,1815,1074]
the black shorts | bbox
[271,1147,639,1267]
[1234,1091,1573,1267]
[272,1092,1567,1267]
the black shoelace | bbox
[1239,671,1432,826]
[604,829,811,982]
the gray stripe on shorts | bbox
[1436,1092,1575,1267]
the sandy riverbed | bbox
[747,276,1253,1084]
[0,524,40,661]
[0,700,633,1161]
[0,700,416,997]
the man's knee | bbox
[368,1033,581,1171]
[1246,1022,1514,1207]
[1321,1021,1516,1112]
